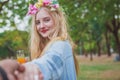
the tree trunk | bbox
[81,41,85,55]
[105,7,120,60]
[113,32,120,56]
[105,30,111,56]
[81,41,88,57]
[90,52,93,61]
[96,41,101,56]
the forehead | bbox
[36,8,52,20]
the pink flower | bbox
[27,4,38,15]
[52,4,59,8]
[43,0,51,3]
[43,0,51,6]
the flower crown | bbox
[27,0,59,15]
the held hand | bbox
[0,59,24,80]
[15,63,43,80]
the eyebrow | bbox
[36,16,50,20]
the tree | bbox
[0,0,119,59]
[61,0,119,55]
[0,30,29,58]
[0,0,30,58]
[0,0,29,27]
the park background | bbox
[0,0,120,80]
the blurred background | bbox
[0,0,120,80]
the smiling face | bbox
[35,8,55,38]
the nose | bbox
[40,21,45,29]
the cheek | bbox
[49,21,54,28]
[49,24,54,28]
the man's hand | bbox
[0,59,24,80]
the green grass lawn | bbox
[77,55,120,80]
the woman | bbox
[17,0,79,80]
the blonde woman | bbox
[17,0,79,80]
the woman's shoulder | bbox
[45,40,73,57]
[52,40,70,47]
[48,40,72,52]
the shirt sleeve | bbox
[30,41,67,80]
[0,66,9,80]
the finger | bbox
[24,64,34,80]
[32,65,38,80]
[14,70,22,80]
[39,72,44,80]
[7,74,16,80]
[14,70,18,80]
[34,74,39,80]
[32,64,40,80]
[17,65,25,72]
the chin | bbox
[40,32,49,38]
[41,35,48,38]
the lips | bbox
[41,29,49,33]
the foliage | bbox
[0,0,120,58]
[60,0,120,54]
[0,30,29,58]
[0,0,30,27]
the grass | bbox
[77,54,120,80]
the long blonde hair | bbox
[29,7,79,75]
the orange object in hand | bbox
[16,50,26,64]
[17,57,26,64]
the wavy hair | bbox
[29,7,79,75]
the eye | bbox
[44,18,50,22]
[35,21,40,25]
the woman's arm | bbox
[30,40,69,80]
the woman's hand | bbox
[15,63,43,80]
